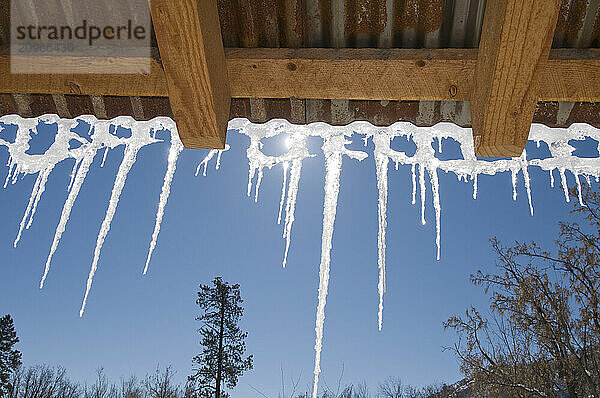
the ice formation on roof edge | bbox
[225,118,600,398]
[3,115,600,398]
[0,114,185,316]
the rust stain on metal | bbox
[421,0,444,33]
[566,102,600,127]
[344,0,387,39]
[64,95,96,118]
[533,102,560,127]
[0,94,17,115]
[565,0,588,46]
[592,6,600,47]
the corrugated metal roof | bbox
[2,0,600,128]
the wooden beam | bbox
[226,48,600,102]
[0,55,168,96]
[3,49,600,102]
[226,48,475,101]
[471,0,561,157]
[542,49,600,102]
[149,0,230,149]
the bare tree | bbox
[143,366,181,398]
[120,376,144,398]
[377,377,403,398]
[446,186,600,397]
[83,368,119,398]
[8,365,81,398]
[376,378,449,398]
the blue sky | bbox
[0,121,596,397]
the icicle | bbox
[216,149,224,170]
[144,129,184,275]
[282,159,303,268]
[520,151,534,216]
[277,162,289,225]
[429,167,441,260]
[41,118,101,289]
[5,114,600,379]
[11,165,21,185]
[374,148,388,331]
[25,167,51,230]
[68,159,80,191]
[81,125,156,316]
[560,169,570,202]
[14,172,42,247]
[100,147,109,167]
[550,169,555,187]
[41,145,98,289]
[585,174,591,186]
[195,145,229,177]
[411,164,416,204]
[511,169,518,201]
[254,169,264,202]
[419,163,426,225]
[4,161,15,188]
[196,149,217,177]
[312,133,367,398]
[575,174,584,206]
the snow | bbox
[3,115,600,396]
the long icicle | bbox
[429,166,441,260]
[144,129,184,275]
[41,147,98,288]
[282,159,302,268]
[312,133,367,398]
[374,148,389,331]
[80,123,157,316]
[312,143,343,398]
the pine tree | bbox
[189,277,253,398]
[0,314,22,394]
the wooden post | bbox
[149,0,230,149]
[471,0,561,157]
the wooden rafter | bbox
[3,49,600,102]
[0,55,168,97]
[471,0,562,157]
[149,0,230,149]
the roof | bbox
[1,0,600,129]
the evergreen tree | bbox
[0,314,22,394]
[189,277,253,398]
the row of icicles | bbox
[2,115,600,398]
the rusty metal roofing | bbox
[2,0,600,128]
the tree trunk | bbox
[215,290,226,398]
